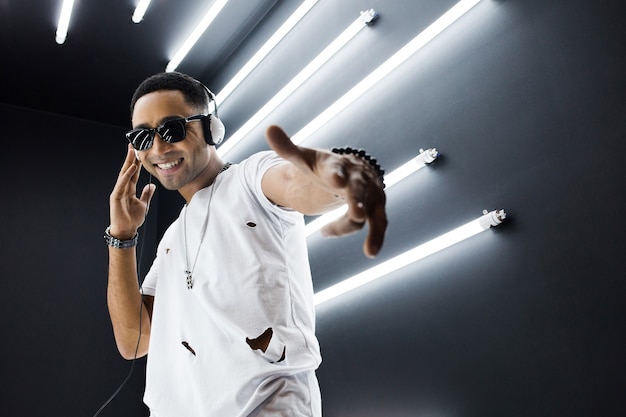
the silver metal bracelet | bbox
[104,226,138,249]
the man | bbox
[106,71,387,416]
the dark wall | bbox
[309,0,626,416]
[1,0,625,416]
[0,106,153,416]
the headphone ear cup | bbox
[208,115,225,145]
[201,115,215,145]
[197,81,225,145]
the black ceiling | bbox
[0,0,287,128]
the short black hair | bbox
[129,71,210,119]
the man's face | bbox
[132,90,209,191]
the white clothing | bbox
[141,151,322,417]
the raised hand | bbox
[265,125,387,258]
[108,144,156,239]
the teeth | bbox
[157,159,181,170]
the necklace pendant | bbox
[185,270,193,289]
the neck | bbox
[179,147,226,203]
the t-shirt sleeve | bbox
[140,247,160,297]
[140,223,177,297]
[238,151,300,218]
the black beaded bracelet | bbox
[104,226,138,249]
[331,147,386,189]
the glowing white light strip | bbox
[217,10,377,158]
[290,0,483,145]
[216,0,320,105]
[304,148,439,237]
[314,209,506,306]
[132,0,152,23]
[55,0,75,44]
[166,0,230,72]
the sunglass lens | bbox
[126,129,154,151]
[158,119,186,143]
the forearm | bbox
[107,247,151,359]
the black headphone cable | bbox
[93,175,152,417]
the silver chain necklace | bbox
[183,162,231,289]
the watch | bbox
[104,226,138,249]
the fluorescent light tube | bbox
[383,148,439,188]
[55,0,75,44]
[290,0,483,146]
[132,0,152,23]
[304,148,439,237]
[314,209,506,306]
[216,0,320,105]
[217,9,378,158]
[166,0,230,72]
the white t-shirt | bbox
[141,151,322,416]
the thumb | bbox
[265,125,299,160]
[265,125,317,172]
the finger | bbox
[343,170,369,223]
[122,146,142,195]
[363,199,387,258]
[360,176,387,257]
[127,145,142,191]
[116,144,137,180]
[115,160,140,194]
[340,154,384,224]
[140,183,157,211]
[264,125,307,166]
[111,163,137,198]
[129,160,141,196]
[322,180,387,257]
[320,213,365,238]
[321,201,387,258]
[265,125,348,190]
[265,125,320,182]
[111,153,140,201]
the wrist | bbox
[104,226,138,249]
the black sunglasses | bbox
[126,114,207,151]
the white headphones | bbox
[206,113,225,146]
[199,83,225,146]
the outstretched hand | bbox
[108,144,156,239]
[265,125,387,258]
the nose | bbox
[150,132,173,154]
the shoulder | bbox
[235,151,288,194]
[238,151,285,173]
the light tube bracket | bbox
[359,9,379,25]
[479,209,506,229]
[416,148,439,164]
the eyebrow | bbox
[133,115,186,130]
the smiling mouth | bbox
[156,158,183,170]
